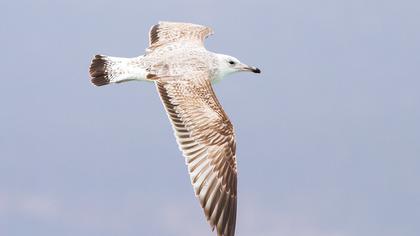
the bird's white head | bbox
[214,53,261,82]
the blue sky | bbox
[1,0,420,235]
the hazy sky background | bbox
[1,0,420,235]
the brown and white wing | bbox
[148,21,214,50]
[156,72,237,236]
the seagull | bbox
[89,21,260,236]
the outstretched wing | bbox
[156,72,237,236]
[148,21,214,50]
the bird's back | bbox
[144,44,216,80]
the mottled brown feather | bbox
[148,21,214,51]
[156,72,237,236]
[89,55,110,86]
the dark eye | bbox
[229,60,235,65]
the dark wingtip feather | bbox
[149,24,160,45]
[89,55,110,86]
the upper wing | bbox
[156,72,237,236]
[148,21,214,50]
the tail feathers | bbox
[89,55,111,86]
[89,54,147,86]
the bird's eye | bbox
[228,60,235,65]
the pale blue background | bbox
[1,0,419,235]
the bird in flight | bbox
[89,21,260,236]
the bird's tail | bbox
[89,55,146,86]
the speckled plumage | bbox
[89,21,260,236]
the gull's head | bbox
[214,54,261,81]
